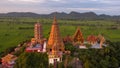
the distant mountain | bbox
[0,12,40,17]
[0,11,120,20]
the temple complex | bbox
[47,16,64,52]
[73,27,84,45]
[0,16,107,68]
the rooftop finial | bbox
[53,14,57,24]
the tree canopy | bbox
[14,52,48,68]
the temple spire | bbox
[53,15,57,24]
[34,22,43,41]
[47,16,64,52]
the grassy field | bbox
[0,17,120,52]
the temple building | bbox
[31,23,44,44]
[88,34,106,48]
[72,27,87,48]
[1,54,17,68]
[47,16,64,52]
[47,16,65,65]
[72,27,84,45]
[73,27,84,45]
[26,22,46,52]
[87,35,97,45]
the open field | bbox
[0,17,120,52]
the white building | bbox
[48,42,63,65]
[48,54,62,64]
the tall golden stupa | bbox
[47,16,64,52]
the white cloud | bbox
[51,0,61,1]
[90,0,98,1]
[67,8,102,11]
[0,0,120,15]
[97,0,120,4]
[8,0,46,3]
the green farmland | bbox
[0,17,120,52]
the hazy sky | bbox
[0,0,120,15]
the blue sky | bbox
[0,0,120,15]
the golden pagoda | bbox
[73,27,84,45]
[47,16,64,52]
[34,23,43,40]
[31,22,44,44]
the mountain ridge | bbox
[0,11,120,20]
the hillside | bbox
[0,11,120,20]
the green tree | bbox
[84,60,91,68]
[14,52,48,68]
[14,45,26,56]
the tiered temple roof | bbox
[47,16,64,51]
[73,27,84,45]
[31,22,44,44]
[34,23,43,40]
